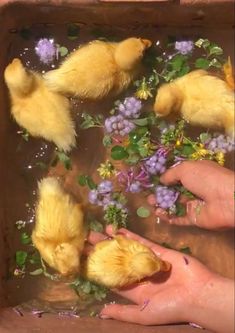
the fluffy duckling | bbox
[44,37,152,100]
[82,235,171,288]
[4,58,76,152]
[32,177,86,276]
[154,70,235,137]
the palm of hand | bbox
[88,228,213,325]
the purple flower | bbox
[118,167,152,193]
[118,97,142,119]
[155,185,179,209]
[35,38,57,64]
[105,115,135,136]
[144,148,168,175]
[175,41,194,55]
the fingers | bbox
[100,304,153,325]
[168,199,207,227]
[87,231,109,245]
[160,161,208,200]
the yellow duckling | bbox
[82,235,171,288]
[4,58,76,152]
[32,177,86,276]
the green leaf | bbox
[56,151,72,170]
[162,69,177,82]
[181,144,195,156]
[87,177,97,190]
[80,113,103,129]
[89,220,104,233]
[129,127,148,143]
[132,118,148,126]
[16,251,28,268]
[209,58,222,68]
[178,64,190,77]
[20,232,31,245]
[29,252,41,265]
[125,154,140,165]
[59,46,68,57]
[78,175,87,186]
[103,135,112,147]
[208,45,223,57]
[179,247,192,255]
[67,24,80,40]
[137,207,150,218]
[170,55,186,71]
[195,58,210,69]
[175,203,186,217]
[111,146,129,160]
[77,175,96,189]
[199,132,211,143]
[29,268,43,276]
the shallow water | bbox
[4,23,234,315]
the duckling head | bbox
[114,37,152,71]
[54,242,80,277]
[154,83,183,117]
[130,251,171,279]
[4,58,35,96]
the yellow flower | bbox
[191,148,210,160]
[215,152,225,166]
[97,160,116,179]
[135,79,153,100]
[175,140,181,147]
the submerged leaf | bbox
[111,146,129,160]
[20,232,31,245]
[16,251,28,268]
[137,207,150,218]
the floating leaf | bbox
[111,146,129,160]
[67,24,80,40]
[181,144,196,156]
[56,151,72,170]
[16,251,28,268]
[80,113,103,129]
[175,203,186,216]
[89,220,104,233]
[209,58,222,68]
[137,207,150,218]
[179,247,192,255]
[103,135,112,147]
[208,45,223,57]
[195,38,210,49]
[29,252,41,265]
[20,232,31,245]
[170,54,186,71]
[30,268,43,276]
[77,175,96,189]
[59,46,68,57]
[132,118,149,126]
[199,132,211,143]
[195,58,210,69]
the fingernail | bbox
[99,314,111,319]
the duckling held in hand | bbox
[44,38,152,100]
[82,235,171,288]
[154,69,235,138]
[32,177,86,276]
[4,58,76,152]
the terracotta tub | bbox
[0,0,234,332]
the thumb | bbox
[100,304,153,325]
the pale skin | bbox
[148,160,235,229]
[87,228,234,333]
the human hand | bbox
[149,160,234,229]
[87,228,234,333]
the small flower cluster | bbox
[35,38,57,65]
[144,148,168,175]
[88,181,128,228]
[104,97,142,136]
[205,134,234,154]
[175,41,194,55]
[155,186,179,209]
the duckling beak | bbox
[141,39,152,49]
